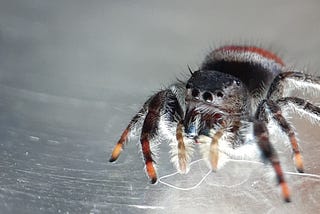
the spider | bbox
[109,45,320,202]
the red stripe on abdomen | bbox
[216,45,285,66]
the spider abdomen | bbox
[201,45,285,94]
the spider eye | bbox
[216,91,224,98]
[203,92,213,102]
[192,88,200,99]
[234,80,241,86]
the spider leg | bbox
[267,71,320,99]
[109,107,146,162]
[140,90,184,183]
[256,99,304,173]
[277,97,320,123]
[253,120,291,202]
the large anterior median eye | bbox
[202,92,213,102]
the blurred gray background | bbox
[0,0,320,213]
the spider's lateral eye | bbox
[191,88,200,99]
[203,92,213,102]
[216,91,224,98]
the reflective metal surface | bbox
[0,0,320,213]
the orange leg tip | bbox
[296,165,304,173]
[109,144,123,162]
[281,183,291,203]
[295,153,304,173]
[284,197,291,203]
[150,177,158,184]
[109,156,116,162]
[146,162,157,183]
[109,153,120,162]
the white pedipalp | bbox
[196,121,260,171]
[198,134,230,170]
[197,134,260,171]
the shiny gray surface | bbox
[0,0,320,213]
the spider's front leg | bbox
[110,89,184,183]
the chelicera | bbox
[109,45,320,202]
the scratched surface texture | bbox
[0,0,320,213]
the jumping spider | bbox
[109,45,320,202]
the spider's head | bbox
[184,70,249,137]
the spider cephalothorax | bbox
[184,70,250,137]
[109,45,320,202]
